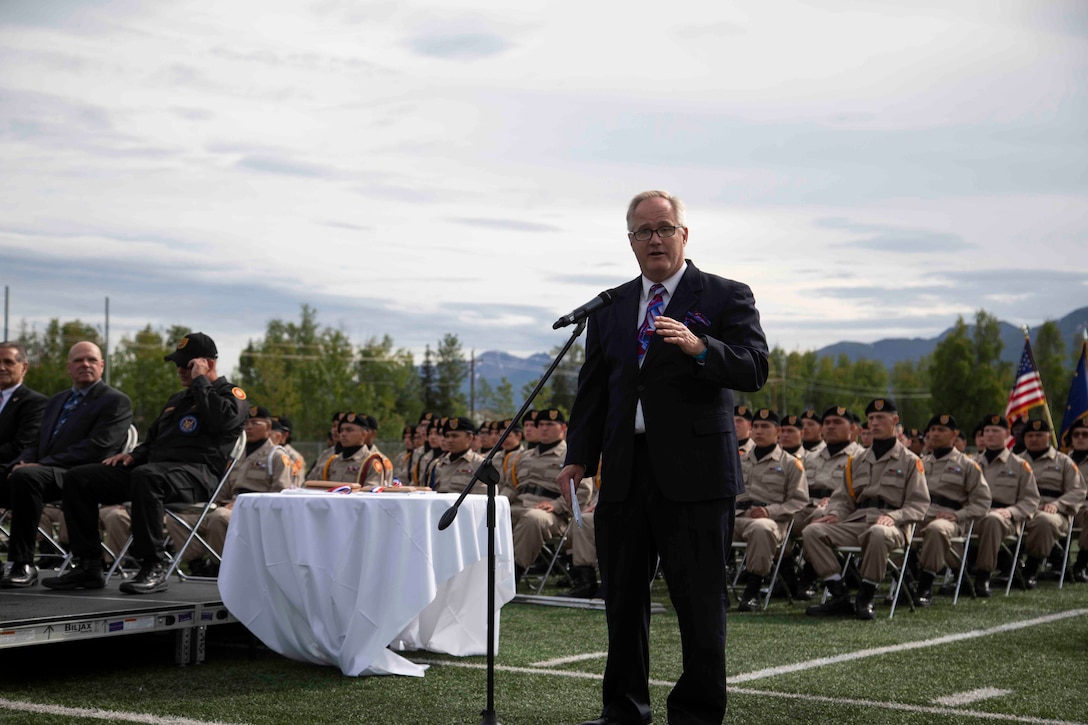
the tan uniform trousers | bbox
[513,507,565,569]
[916,516,967,573]
[39,504,67,547]
[164,509,230,562]
[1024,510,1070,559]
[570,512,596,568]
[100,505,136,563]
[803,520,906,583]
[975,512,1019,573]
[733,517,787,576]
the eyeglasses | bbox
[1072,431,1088,439]
[630,225,681,242]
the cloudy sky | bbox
[2,0,1085,373]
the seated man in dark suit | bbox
[43,331,246,595]
[0,342,47,471]
[1,341,132,588]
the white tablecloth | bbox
[218,490,515,677]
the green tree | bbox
[1033,320,1068,426]
[545,342,584,415]
[434,334,468,415]
[354,334,418,435]
[928,311,1009,432]
[419,346,437,412]
[889,358,931,430]
[111,324,191,434]
[18,318,102,394]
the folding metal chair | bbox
[729,520,795,610]
[105,431,245,584]
[533,519,573,595]
[827,522,916,619]
[1058,517,1080,589]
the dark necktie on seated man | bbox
[52,390,83,439]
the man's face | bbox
[1024,430,1050,453]
[427,426,444,448]
[412,428,425,447]
[445,430,473,455]
[1071,429,1088,452]
[859,428,873,447]
[502,431,522,450]
[628,197,688,283]
[822,415,851,445]
[244,416,271,443]
[801,418,822,443]
[67,343,105,389]
[750,420,778,447]
[778,426,802,449]
[403,430,414,449]
[734,417,752,440]
[0,347,29,390]
[927,425,955,450]
[523,422,539,443]
[535,420,566,445]
[270,429,286,445]
[867,411,898,440]
[983,425,1008,450]
[338,422,367,447]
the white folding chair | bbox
[729,520,795,610]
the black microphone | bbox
[553,288,618,329]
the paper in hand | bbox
[569,478,584,528]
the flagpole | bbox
[1021,326,1059,449]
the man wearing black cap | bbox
[318,413,389,487]
[1066,416,1088,582]
[735,405,755,457]
[1018,419,1084,588]
[913,414,990,606]
[504,408,593,588]
[167,405,293,574]
[43,331,247,594]
[777,414,805,459]
[306,412,345,480]
[271,415,305,487]
[393,424,416,484]
[411,412,436,485]
[496,418,524,477]
[803,398,929,619]
[973,414,1038,597]
[433,417,485,494]
[800,409,825,455]
[734,409,809,611]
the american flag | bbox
[1005,340,1047,424]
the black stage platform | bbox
[0,579,236,663]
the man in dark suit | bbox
[0,342,47,470]
[1,341,133,587]
[558,191,768,725]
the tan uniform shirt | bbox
[501,440,592,515]
[828,440,930,525]
[739,445,809,521]
[220,438,294,503]
[922,448,991,522]
[978,448,1038,524]
[307,445,336,480]
[393,448,415,483]
[1027,447,1085,516]
[282,443,306,488]
[803,441,864,502]
[803,440,827,457]
[434,450,486,494]
[323,445,385,487]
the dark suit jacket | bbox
[565,260,768,503]
[18,381,133,469]
[0,385,47,468]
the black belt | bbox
[990,499,1014,508]
[809,488,834,499]
[930,495,963,510]
[736,500,768,511]
[519,484,560,500]
[1039,488,1063,498]
[857,499,892,511]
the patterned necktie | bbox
[52,390,82,439]
[637,283,666,364]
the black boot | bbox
[513,565,526,590]
[737,573,764,612]
[1022,556,1042,590]
[805,578,852,616]
[42,559,105,590]
[1073,550,1088,584]
[855,581,877,620]
[974,571,992,598]
[560,566,599,599]
[914,571,936,607]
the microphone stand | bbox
[438,317,588,725]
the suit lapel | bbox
[642,262,702,369]
[612,277,642,367]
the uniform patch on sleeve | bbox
[915,458,924,474]
[232,387,247,400]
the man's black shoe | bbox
[42,563,105,590]
[1073,568,1088,584]
[914,571,935,607]
[855,582,877,620]
[805,593,853,616]
[1022,556,1041,590]
[1,563,39,588]
[119,562,169,595]
[974,573,992,598]
[736,574,764,612]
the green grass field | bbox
[1,579,1086,725]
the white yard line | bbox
[0,698,244,725]
[531,652,608,667]
[934,688,1014,707]
[730,687,1085,725]
[731,608,1088,684]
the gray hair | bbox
[0,342,28,364]
[626,190,686,231]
